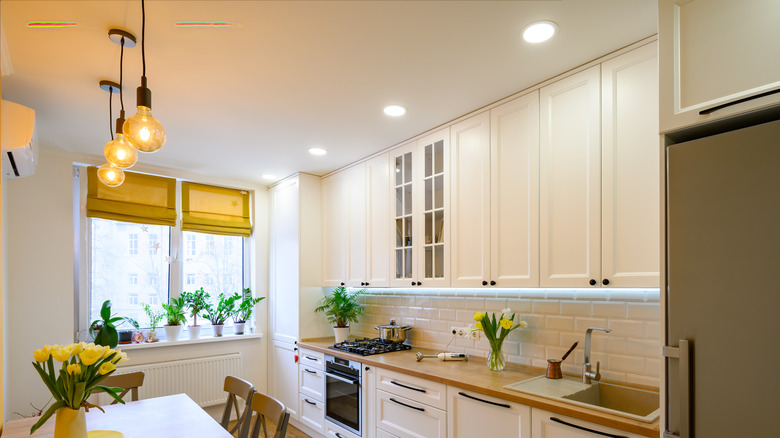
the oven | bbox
[324,354,362,436]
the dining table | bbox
[2,393,233,438]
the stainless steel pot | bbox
[374,319,412,343]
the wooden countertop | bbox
[299,338,660,437]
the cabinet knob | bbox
[589,279,597,286]
[490,280,496,286]
[340,282,345,286]
[365,282,369,286]
[418,281,422,286]
[411,281,416,286]
[365,366,370,371]
[602,278,610,286]
[482,281,488,286]
[361,282,365,286]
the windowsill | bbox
[117,332,263,350]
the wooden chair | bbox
[239,391,290,438]
[100,371,145,404]
[220,376,254,437]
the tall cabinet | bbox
[540,42,659,288]
[390,128,450,288]
[269,174,331,420]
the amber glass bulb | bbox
[104,133,138,168]
[123,106,166,153]
[97,163,125,187]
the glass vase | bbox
[54,407,87,438]
[487,340,506,371]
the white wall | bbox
[3,147,269,421]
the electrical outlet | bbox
[451,326,479,339]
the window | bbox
[128,233,138,255]
[80,167,252,336]
[186,234,196,256]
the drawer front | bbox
[531,408,645,438]
[377,429,399,438]
[299,348,325,370]
[325,420,361,438]
[376,389,446,438]
[376,367,446,410]
[299,393,325,435]
[299,364,325,400]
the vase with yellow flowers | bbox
[472,308,528,371]
[30,342,129,436]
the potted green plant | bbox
[90,300,137,348]
[141,302,165,342]
[202,293,236,337]
[231,288,265,335]
[181,287,210,339]
[161,297,186,342]
[314,286,366,342]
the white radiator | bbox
[98,353,243,407]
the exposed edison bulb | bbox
[104,133,138,168]
[123,106,166,153]
[97,163,125,187]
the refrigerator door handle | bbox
[663,339,690,438]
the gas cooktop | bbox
[331,338,412,356]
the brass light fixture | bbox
[97,79,125,187]
[123,0,166,153]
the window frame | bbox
[74,166,252,339]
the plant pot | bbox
[164,325,182,342]
[118,330,133,344]
[146,329,158,342]
[333,326,350,343]
[234,322,246,335]
[54,406,87,438]
[188,325,201,340]
[212,324,224,337]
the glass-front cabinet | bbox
[390,128,449,287]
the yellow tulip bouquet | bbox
[30,342,129,434]
[472,308,528,371]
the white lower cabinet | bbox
[298,348,325,434]
[376,429,400,438]
[447,387,531,437]
[325,420,361,438]
[300,393,326,435]
[375,367,447,410]
[376,389,447,438]
[531,409,645,438]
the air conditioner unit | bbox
[1,99,38,178]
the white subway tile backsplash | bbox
[356,288,661,388]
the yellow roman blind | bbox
[181,182,252,237]
[86,167,177,226]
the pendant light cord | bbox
[120,37,125,112]
[141,0,146,78]
[109,87,114,140]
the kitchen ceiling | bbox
[0,0,656,185]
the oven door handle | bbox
[324,371,360,385]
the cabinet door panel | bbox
[376,390,446,438]
[540,66,601,287]
[270,341,299,420]
[389,142,418,287]
[532,409,645,438]
[366,154,390,287]
[448,388,530,438]
[270,179,300,344]
[490,91,540,287]
[322,172,347,287]
[601,42,660,287]
[346,163,367,286]
[417,128,450,287]
[450,112,490,287]
[299,393,325,435]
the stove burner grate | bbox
[331,337,412,356]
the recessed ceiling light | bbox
[308,147,327,156]
[174,22,233,28]
[262,174,277,181]
[522,21,557,43]
[383,105,406,117]
[27,22,78,28]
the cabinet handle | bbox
[389,397,424,412]
[549,417,627,438]
[335,433,343,438]
[490,280,496,286]
[390,380,427,393]
[698,87,780,115]
[458,391,510,409]
[304,398,317,406]
[482,281,488,286]
[304,355,318,361]
[589,279,597,286]
[602,278,610,285]
[304,368,317,375]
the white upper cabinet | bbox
[449,111,491,287]
[540,65,602,288]
[601,42,660,288]
[449,91,540,288]
[345,164,368,287]
[390,129,450,288]
[490,91,540,288]
[322,171,347,287]
[365,153,390,287]
[659,0,780,132]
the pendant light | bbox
[97,162,125,187]
[123,0,166,153]
[103,30,137,169]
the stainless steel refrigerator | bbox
[665,117,780,438]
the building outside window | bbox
[128,233,138,255]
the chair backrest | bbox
[240,391,290,438]
[220,375,254,435]
[100,371,145,404]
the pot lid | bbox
[375,319,411,329]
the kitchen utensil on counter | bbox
[416,352,469,362]
[375,319,412,343]
[546,341,578,379]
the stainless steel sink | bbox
[504,376,660,422]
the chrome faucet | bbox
[582,327,611,384]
